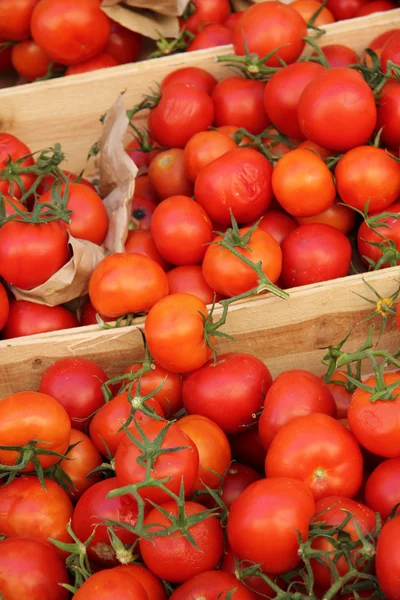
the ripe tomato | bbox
[0,476,73,546]
[0,537,69,600]
[313,44,358,67]
[357,201,400,268]
[217,126,252,145]
[31,0,111,66]
[221,547,279,597]
[182,0,231,34]
[126,138,160,172]
[161,66,218,95]
[298,68,377,152]
[80,298,113,326]
[65,53,118,76]
[130,195,157,230]
[72,568,148,600]
[232,2,307,67]
[170,570,257,600]
[376,80,400,149]
[256,209,297,245]
[0,133,35,198]
[148,149,193,200]
[72,478,140,566]
[348,373,400,457]
[265,413,364,500]
[325,370,353,418]
[369,28,399,50]
[195,148,273,226]
[184,130,237,182]
[264,62,325,140]
[59,429,102,501]
[145,293,212,373]
[212,77,270,135]
[297,139,330,157]
[167,265,218,305]
[187,24,232,52]
[39,357,108,430]
[376,515,400,600]
[125,229,169,270]
[113,565,167,600]
[0,0,40,41]
[227,477,315,573]
[291,0,335,25]
[280,223,352,288]
[139,500,224,582]
[356,0,396,15]
[326,0,367,19]
[0,391,70,470]
[135,173,159,203]
[259,370,336,451]
[183,353,272,434]
[89,252,169,317]
[202,226,282,297]
[365,458,400,519]
[3,300,79,338]
[36,170,97,195]
[230,427,267,472]
[224,12,244,29]
[0,282,9,331]
[272,149,336,217]
[104,22,142,64]
[11,40,51,81]
[148,83,214,149]
[221,463,262,509]
[296,200,356,234]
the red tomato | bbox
[3,300,78,338]
[145,293,212,373]
[297,139,330,157]
[230,427,267,472]
[221,463,262,509]
[139,500,224,582]
[280,223,352,288]
[135,173,160,203]
[11,40,51,81]
[183,353,272,434]
[0,537,69,600]
[0,0,40,40]
[232,2,307,67]
[170,570,257,600]
[126,138,160,172]
[0,477,73,546]
[161,66,217,95]
[72,478,140,566]
[369,28,399,50]
[178,414,231,490]
[148,149,193,200]
[65,53,118,75]
[365,458,400,519]
[313,44,358,68]
[298,68,377,152]
[325,370,353,418]
[326,0,367,19]
[104,22,142,64]
[376,80,400,149]
[187,24,232,51]
[357,201,400,268]
[184,130,237,182]
[0,133,35,198]
[265,413,364,500]
[256,209,297,245]
[0,282,9,331]
[212,77,270,135]
[31,0,111,66]
[59,429,102,501]
[376,516,400,600]
[113,565,167,600]
[221,548,278,597]
[182,0,231,34]
[291,0,335,24]
[167,265,219,305]
[36,170,97,195]
[224,12,244,29]
[130,195,157,230]
[357,0,396,14]
[195,148,273,226]
[80,298,113,326]
[227,477,315,573]
[259,370,336,451]
[72,568,148,600]
[39,357,108,430]
[148,83,214,149]
[89,252,169,317]
[125,229,169,270]
[297,200,356,234]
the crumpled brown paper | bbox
[101,3,181,39]
[102,0,190,17]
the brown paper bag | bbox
[101,3,181,39]
[103,0,190,17]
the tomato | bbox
[36,170,97,195]
[148,149,193,200]
[202,226,282,297]
[326,0,367,19]
[161,66,218,95]
[104,22,142,64]
[376,515,400,600]
[376,80,400,149]
[182,0,231,34]
[167,265,217,304]
[139,500,224,582]
[3,300,78,338]
[0,476,73,546]
[0,537,69,600]
[298,68,377,152]
[217,125,251,145]
[365,458,400,519]
[255,210,297,246]
[224,11,244,29]
[80,298,112,326]
[170,570,257,600]
[228,477,315,573]
[0,133,35,198]
[356,0,396,15]
[212,77,270,135]
[59,429,102,501]
[126,138,160,172]
[357,201,400,268]
[135,174,160,203]
[11,40,51,81]
[291,0,335,25]
[195,148,273,226]
[336,146,400,214]
[65,53,118,75]
[296,200,356,234]
[220,548,277,598]
[148,83,214,149]
[89,252,169,317]
[72,567,148,600]
[259,370,336,451]
[221,463,262,509]
[0,41,12,72]
[369,28,399,50]
[184,130,237,182]
[325,370,353,419]
[0,282,9,331]
[183,353,272,434]
[232,2,307,67]
[0,391,70,470]
[311,496,377,590]
[72,478,140,566]
[280,223,352,288]
[187,24,232,51]
[314,44,358,67]
[230,427,266,472]
[39,357,108,430]
[178,414,231,490]
[265,413,364,500]
[297,139,330,157]
[130,195,157,230]
[0,0,40,41]
[113,565,167,600]
[31,0,111,66]
[145,293,212,373]
[125,229,170,270]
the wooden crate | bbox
[0,11,400,395]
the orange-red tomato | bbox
[148,149,193,200]
[104,22,142,64]
[113,565,167,600]
[356,0,396,16]
[65,53,118,75]
[72,567,148,600]
[324,370,353,418]
[60,429,102,501]
[11,40,51,81]
[297,139,331,157]
[256,209,298,245]
[296,200,356,234]
[0,0,40,41]
[187,24,232,51]
[125,229,170,270]
[291,0,335,25]
[312,44,358,67]
[161,66,218,95]
[184,130,237,182]
[167,265,219,305]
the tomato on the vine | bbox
[72,568,148,600]
[59,429,102,501]
[357,201,400,268]
[170,570,257,600]
[161,66,217,95]
[221,463,262,509]
[314,44,358,67]
[0,133,35,198]
[182,0,231,34]
[291,0,335,25]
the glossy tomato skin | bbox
[316,44,358,67]
[227,477,315,573]
[104,22,142,64]
[126,138,160,173]
[212,77,270,135]
[149,83,214,149]
[134,174,159,203]
[326,0,367,19]
[357,1,396,15]
[280,223,352,288]
[72,568,148,600]
[161,66,218,95]
[296,200,356,234]
[325,370,353,418]
[195,148,273,226]
[221,463,262,509]
[125,228,170,270]
[183,352,272,434]
[36,170,97,195]
[256,210,297,245]
[230,427,267,472]
[11,40,51,81]
[167,265,219,305]
[187,24,232,52]
[265,413,364,500]
[259,370,336,451]
[80,298,113,326]
[184,130,237,182]
[357,202,400,268]
[113,565,167,600]
[376,516,400,600]
[170,570,257,600]
[3,300,78,338]
[0,0,40,40]
[232,2,307,67]
[139,501,224,582]
[65,53,118,75]
[291,0,335,24]
[59,429,102,501]
[380,30,400,74]
[0,537,69,600]
[264,62,325,139]
[149,149,193,200]
[182,0,231,34]
[298,68,377,152]
[376,80,400,149]
[31,0,111,66]
[39,357,107,430]
[0,133,35,198]
[365,458,400,519]
[0,282,9,331]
